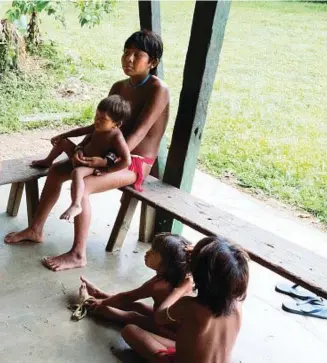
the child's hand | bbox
[51,134,63,146]
[84,298,105,311]
[71,150,84,167]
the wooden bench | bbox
[107,176,327,299]
[0,155,48,226]
[2,155,327,299]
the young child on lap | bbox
[31,95,131,220]
[80,233,193,337]
[122,236,249,363]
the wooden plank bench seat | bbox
[0,155,49,226]
[2,155,326,299]
[108,176,327,299]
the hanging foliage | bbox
[6,0,116,48]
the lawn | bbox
[0,1,327,222]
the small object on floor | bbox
[68,282,93,321]
[282,297,327,319]
[69,298,93,321]
[275,283,317,300]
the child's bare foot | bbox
[42,251,86,271]
[79,282,90,302]
[60,204,82,221]
[80,276,110,298]
[30,159,52,168]
[4,227,43,244]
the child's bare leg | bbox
[31,139,75,168]
[122,324,175,363]
[91,305,156,331]
[60,167,93,220]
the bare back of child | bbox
[80,233,193,338]
[122,236,249,363]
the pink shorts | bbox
[128,155,154,192]
[157,347,176,362]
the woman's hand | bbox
[79,156,107,169]
[71,150,84,167]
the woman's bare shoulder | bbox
[109,79,127,94]
[150,75,169,92]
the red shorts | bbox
[157,347,176,362]
[128,155,154,192]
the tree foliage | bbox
[6,0,115,46]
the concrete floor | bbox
[1,171,327,363]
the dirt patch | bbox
[56,77,95,101]
[0,126,72,160]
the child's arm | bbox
[154,278,193,325]
[81,131,131,172]
[53,124,95,144]
[155,295,192,326]
[106,131,131,172]
[86,277,156,309]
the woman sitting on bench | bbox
[4,30,169,272]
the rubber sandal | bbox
[68,297,93,321]
[282,298,327,319]
[275,283,317,300]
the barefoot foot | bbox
[4,228,43,244]
[30,159,52,168]
[60,204,82,221]
[42,251,86,272]
[80,276,110,299]
[79,282,90,302]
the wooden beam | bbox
[122,176,327,299]
[138,0,164,79]
[156,0,231,233]
[138,0,166,242]
[25,179,39,227]
[106,192,139,252]
[6,182,24,217]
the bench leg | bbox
[106,192,139,252]
[25,179,39,227]
[139,203,156,243]
[6,182,24,217]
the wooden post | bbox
[25,179,39,227]
[138,0,164,80]
[106,192,139,252]
[138,0,167,242]
[6,182,24,217]
[156,0,231,233]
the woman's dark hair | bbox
[124,30,163,75]
[97,95,131,126]
[152,233,191,287]
[191,236,249,317]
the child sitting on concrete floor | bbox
[31,95,131,220]
[80,233,193,339]
[122,236,249,363]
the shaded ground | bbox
[1,130,327,362]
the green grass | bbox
[0,1,327,223]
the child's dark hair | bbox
[191,236,249,317]
[124,30,163,75]
[152,233,191,287]
[97,95,131,126]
